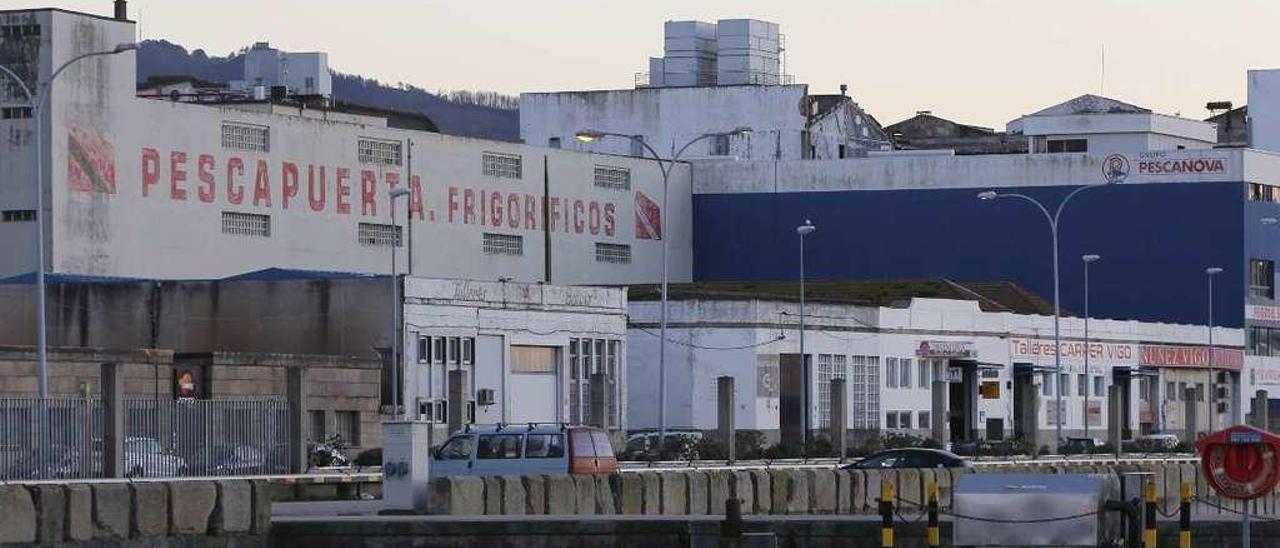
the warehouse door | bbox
[510,345,559,423]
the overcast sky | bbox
[12,0,1280,128]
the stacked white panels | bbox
[662,20,718,87]
[716,19,780,86]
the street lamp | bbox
[0,42,137,399]
[574,127,752,446]
[389,187,411,420]
[796,219,816,451]
[978,183,1108,447]
[1081,254,1101,439]
[1206,266,1224,433]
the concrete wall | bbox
[0,478,271,545]
[0,345,174,398]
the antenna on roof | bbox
[1099,44,1106,96]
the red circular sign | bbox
[1197,425,1280,500]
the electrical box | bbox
[382,421,432,513]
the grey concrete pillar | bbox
[717,376,736,462]
[101,362,125,478]
[830,378,847,459]
[1183,386,1198,445]
[1253,390,1270,431]
[448,369,466,434]
[931,380,948,447]
[287,367,306,474]
[589,373,609,429]
[1108,384,1123,458]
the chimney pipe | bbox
[839,84,847,96]
[114,0,127,21]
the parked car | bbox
[1129,433,1182,452]
[841,448,970,470]
[3,437,188,480]
[124,437,188,478]
[620,430,703,460]
[430,424,617,477]
[1059,437,1103,454]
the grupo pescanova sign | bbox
[130,147,624,237]
[1136,157,1228,175]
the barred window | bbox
[221,122,270,152]
[482,233,523,256]
[335,411,361,446]
[0,25,40,38]
[594,242,631,264]
[357,222,402,247]
[482,152,522,179]
[221,211,271,237]
[358,138,403,166]
[1,107,31,119]
[1,209,35,222]
[593,166,631,190]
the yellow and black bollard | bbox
[927,482,940,547]
[879,481,895,548]
[1144,481,1157,548]
[1179,483,1192,548]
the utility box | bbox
[382,421,432,513]
[953,473,1121,547]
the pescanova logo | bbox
[1102,154,1130,184]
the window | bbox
[511,345,556,373]
[817,355,833,428]
[305,76,316,91]
[1166,381,1176,401]
[433,338,447,365]
[1,107,31,120]
[548,137,562,149]
[1077,374,1087,397]
[918,411,930,430]
[477,434,523,459]
[710,134,730,156]
[593,166,631,190]
[358,223,403,247]
[838,144,847,159]
[357,138,403,166]
[483,233,523,255]
[1,209,35,222]
[630,136,646,158]
[899,359,912,388]
[1042,373,1053,396]
[0,24,41,39]
[417,336,431,364]
[1195,383,1205,402]
[1251,259,1275,299]
[482,152,522,179]
[462,337,474,365]
[221,212,271,237]
[448,337,460,364]
[438,435,473,460]
[885,411,898,429]
[568,338,622,426]
[595,243,632,264]
[898,411,912,429]
[525,434,565,458]
[1178,382,1188,401]
[335,411,360,446]
[1059,373,1069,397]
[918,360,930,388]
[1095,376,1105,398]
[221,122,270,152]
[886,358,898,388]
[309,410,325,441]
[1046,139,1087,153]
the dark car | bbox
[841,448,970,470]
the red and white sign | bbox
[1139,345,1244,370]
[1247,304,1280,323]
[917,340,977,359]
[1197,425,1280,500]
[1249,367,1280,387]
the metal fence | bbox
[0,398,291,480]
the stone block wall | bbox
[0,346,175,398]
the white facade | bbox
[401,278,627,432]
[628,297,1245,446]
[1007,94,1217,155]
[238,42,332,99]
[0,9,693,285]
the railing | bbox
[0,398,290,481]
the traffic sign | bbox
[1196,424,1280,501]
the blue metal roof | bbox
[219,268,382,281]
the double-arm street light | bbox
[978,183,1107,446]
[0,42,138,398]
[575,127,751,446]
[1082,254,1101,439]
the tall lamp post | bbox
[796,219,816,451]
[1081,254,1101,439]
[575,127,751,445]
[0,42,138,399]
[978,183,1107,447]
[389,187,411,420]
[1205,266,1224,433]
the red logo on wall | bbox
[635,191,661,240]
[66,124,117,193]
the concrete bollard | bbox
[212,480,252,535]
[808,469,837,514]
[750,469,771,515]
[594,475,616,514]
[499,476,527,515]
[28,484,67,544]
[544,475,576,515]
[168,481,216,534]
[616,474,643,515]
[523,475,547,515]
[784,469,810,514]
[730,471,755,514]
[427,476,484,515]
[573,475,597,516]
[129,482,170,537]
[707,471,732,515]
[641,472,661,515]
[64,484,92,542]
[686,471,710,515]
[660,471,688,515]
[482,477,502,515]
[0,485,36,544]
[89,483,129,540]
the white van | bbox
[430,424,618,477]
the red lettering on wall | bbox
[573,200,585,234]
[550,197,561,232]
[524,194,537,230]
[464,188,476,224]
[409,176,424,220]
[490,191,503,226]
[603,203,616,236]
[253,160,272,208]
[281,163,299,209]
[448,186,459,222]
[197,154,216,203]
[507,194,520,228]
[308,166,327,212]
[168,152,188,201]
[588,201,601,235]
[335,168,351,214]
[360,170,377,216]
[386,172,399,189]
[141,148,160,197]
[226,157,245,205]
